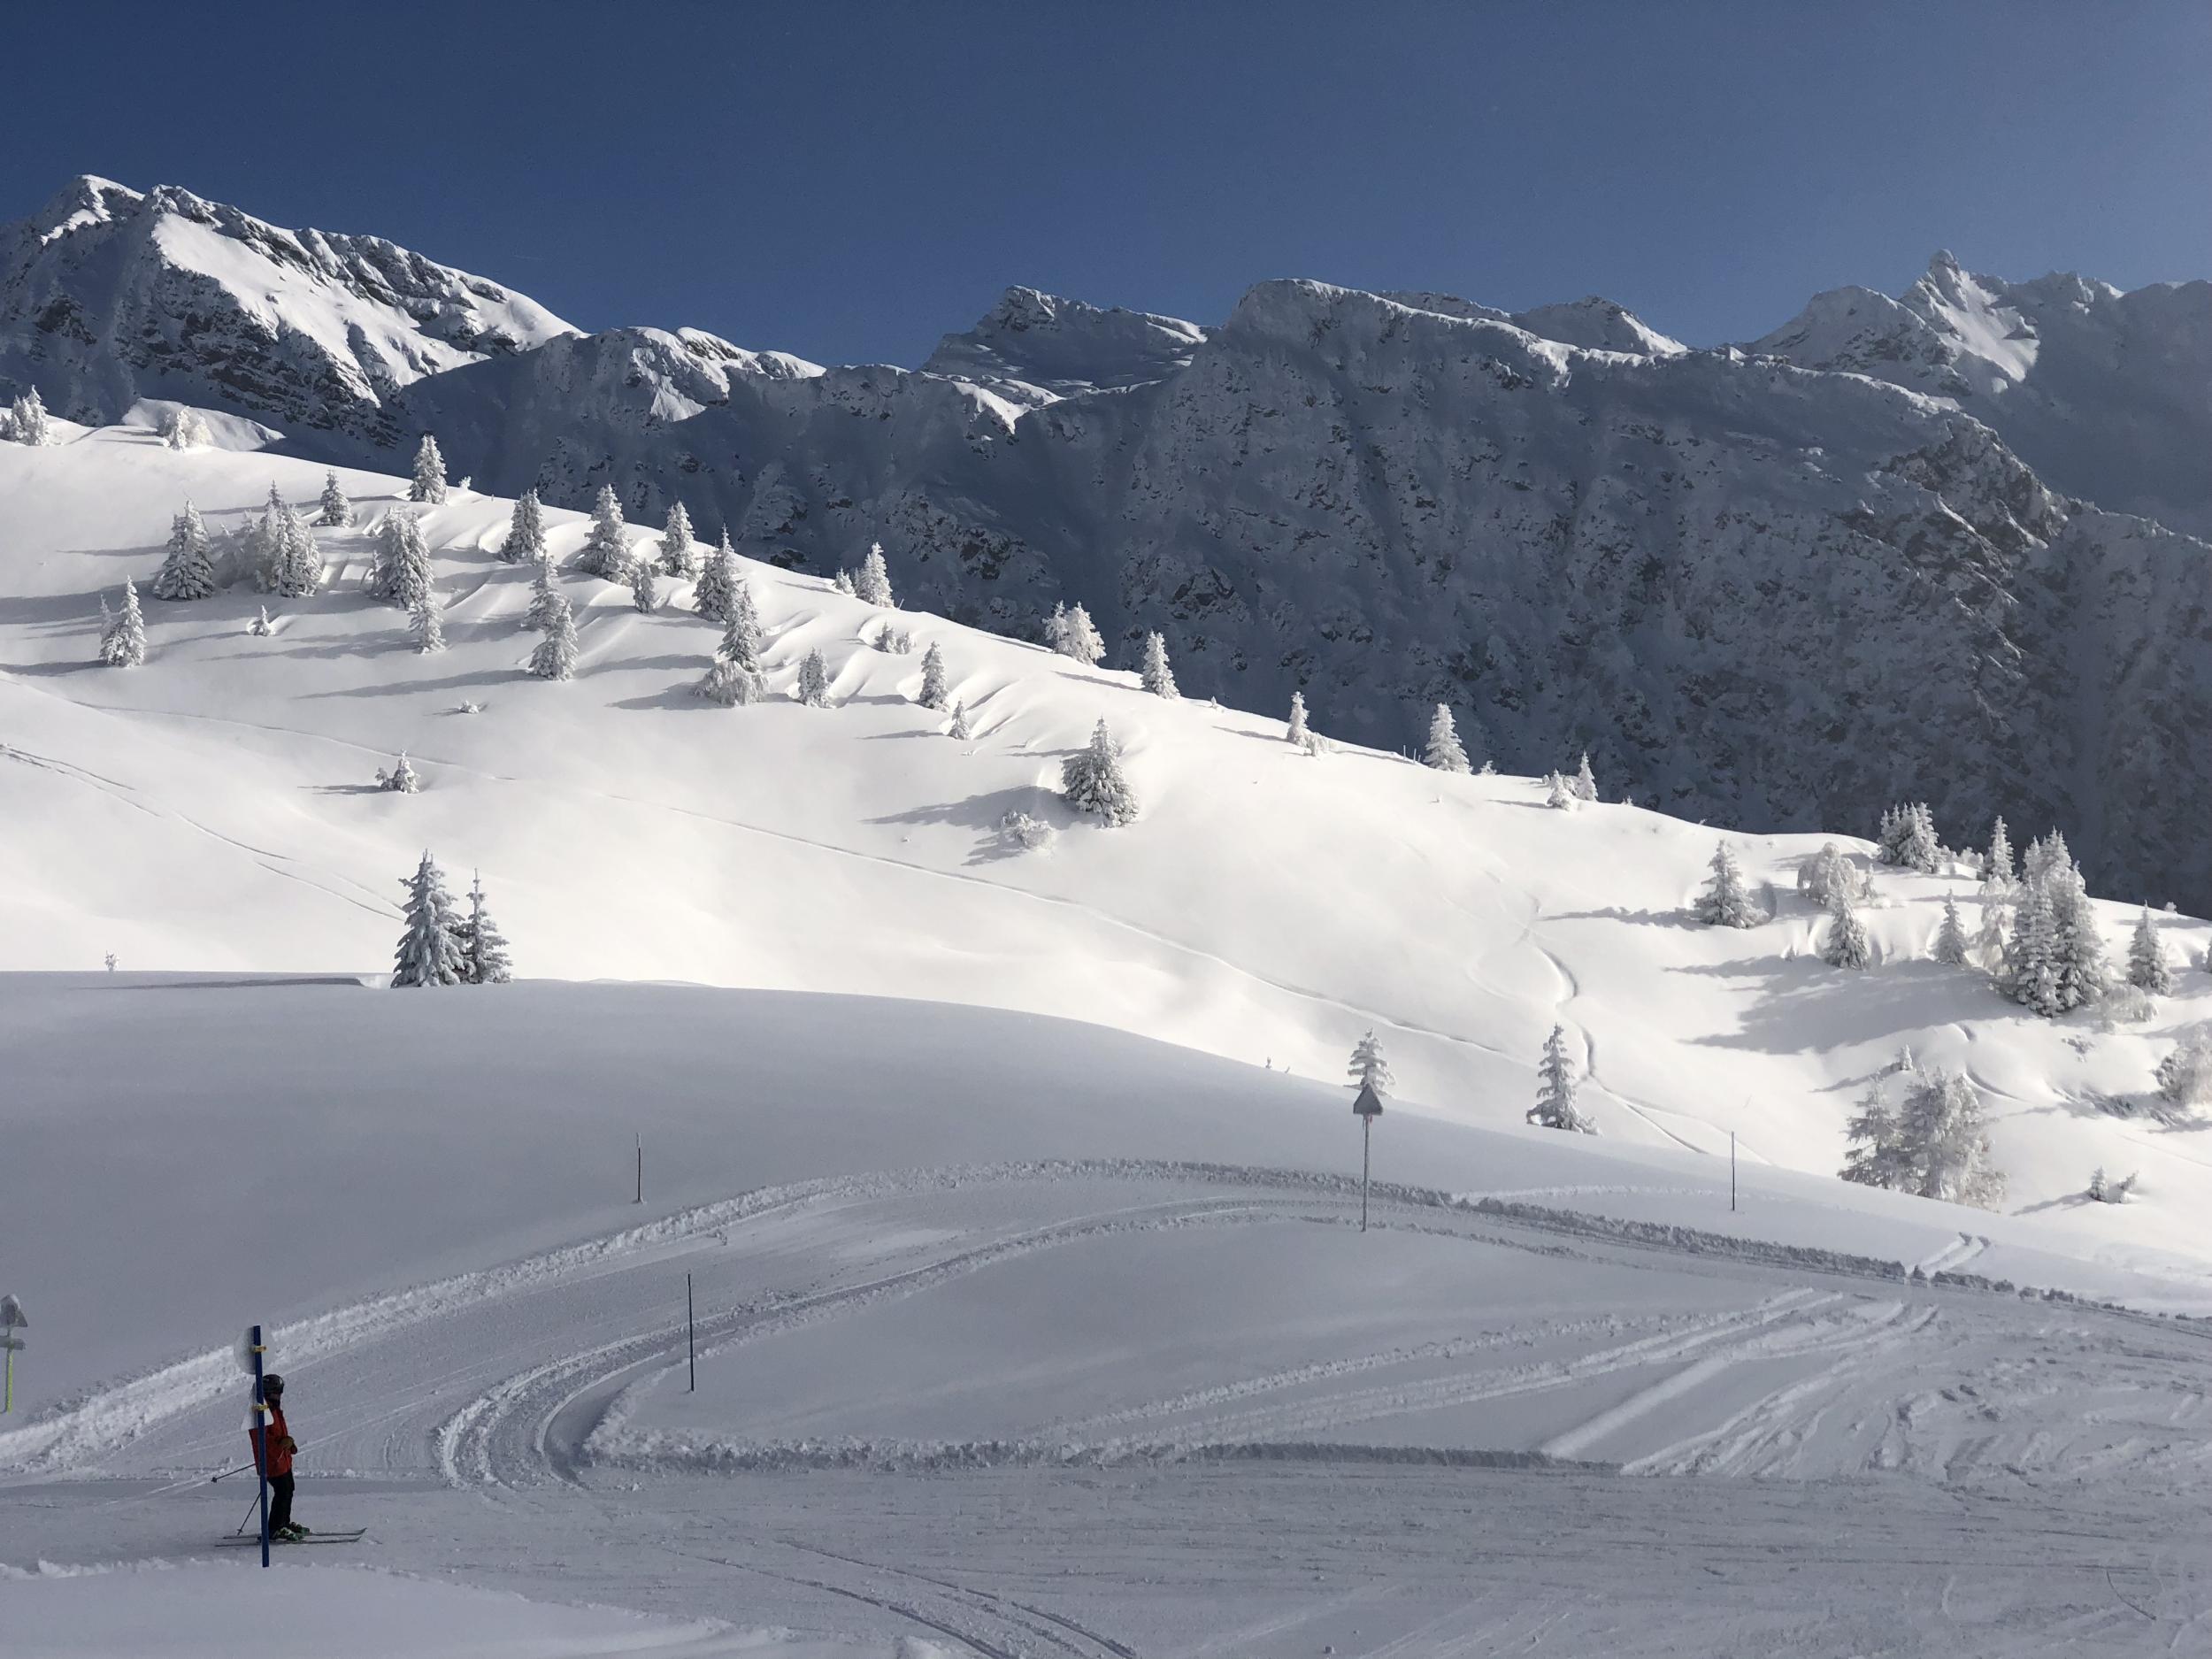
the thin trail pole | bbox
[635,1134,643,1205]
[249,1323,270,1568]
[1360,1118,1371,1233]
[1731,1132,1738,1213]
[687,1272,696,1392]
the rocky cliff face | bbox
[1751,250,2212,538]
[7,180,2211,904]
[0,177,574,444]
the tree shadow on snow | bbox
[295,669,515,699]
[1551,906,1702,931]
[1683,957,2012,1056]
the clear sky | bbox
[7,2,2207,366]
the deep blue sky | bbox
[7,3,2208,366]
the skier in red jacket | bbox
[250,1373,306,1540]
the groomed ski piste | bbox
[7,422,2212,1654]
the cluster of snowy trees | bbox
[1839,1049,2004,1209]
[159,407,211,449]
[1045,602,1105,665]
[1875,803,1942,873]
[694,580,766,705]
[5,388,53,445]
[392,852,512,987]
[376,751,422,794]
[1982,828,2116,1018]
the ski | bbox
[216,1529,368,1547]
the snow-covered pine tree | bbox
[1528,1025,1594,1133]
[1975,895,2012,977]
[1063,718,1138,825]
[317,470,353,527]
[695,648,766,706]
[99,579,147,666]
[833,569,856,596]
[719,583,764,671]
[1933,895,1970,966]
[462,872,512,985]
[2005,877,2062,1016]
[1839,1077,1904,1189]
[1821,888,1871,970]
[1693,843,1761,928]
[577,486,631,580]
[1424,703,1470,772]
[159,407,211,449]
[918,641,949,710]
[1287,690,1309,746]
[694,531,739,622]
[1141,631,1179,699]
[1056,602,1105,665]
[856,541,894,606]
[250,605,273,637]
[2129,908,2173,995]
[370,511,432,610]
[796,648,832,707]
[1984,817,2016,888]
[2023,830,2071,889]
[525,554,563,633]
[410,580,446,653]
[1571,752,1598,803]
[7,388,53,445]
[629,556,659,612]
[1545,772,1576,810]
[391,851,464,987]
[657,501,696,578]
[376,751,421,794]
[528,595,579,680]
[2156,1035,2212,1113]
[1347,1030,1393,1092]
[409,434,449,504]
[947,700,972,741]
[1894,1067,2004,1208]
[1876,805,1907,864]
[267,498,324,597]
[499,490,546,565]
[152,502,217,600]
[2047,862,2109,1012]
[1798,842,1867,909]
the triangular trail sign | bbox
[1353,1081,1384,1118]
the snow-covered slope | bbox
[1752,250,2212,537]
[0,177,574,446]
[8,427,2212,1278]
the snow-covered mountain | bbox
[0,176,574,446]
[1751,250,2212,538]
[7,179,2212,911]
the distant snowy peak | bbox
[0,174,577,444]
[1751,250,2212,534]
[921,286,1208,405]
[1509,296,1689,358]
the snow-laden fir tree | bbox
[1347,1030,1393,1092]
[947,700,972,740]
[1544,771,1576,810]
[796,648,832,707]
[856,541,894,606]
[1798,842,1868,909]
[378,751,422,794]
[2006,876,2062,1016]
[917,640,949,710]
[2046,862,2109,1012]
[250,604,273,637]
[1839,1075,1905,1189]
[152,502,217,601]
[2129,908,2173,995]
[371,511,432,610]
[1894,1067,2004,1208]
[409,434,449,504]
[1528,1025,1594,1133]
[2156,1034,2212,1113]
[1286,690,1309,746]
[6,388,53,445]
[694,530,739,622]
[1876,803,1941,872]
[267,495,324,597]
[409,580,446,653]
[1063,718,1138,825]
[317,470,353,527]
[99,578,147,667]
[1571,752,1598,803]
[695,647,767,706]
[1047,601,1106,665]
[833,568,856,596]
[719,581,764,671]
[1933,895,1970,966]
[657,501,696,578]
[1423,703,1470,772]
[1140,631,1179,698]
[392,851,465,987]
[528,594,579,680]
[1693,842,1761,928]
[525,554,562,633]
[577,486,631,581]
[2023,830,2071,889]
[159,406,211,449]
[1983,817,2016,889]
[1821,888,1871,970]
[461,872,512,985]
[499,489,546,564]
[629,555,660,612]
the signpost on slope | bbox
[240,1323,272,1568]
[0,1294,26,1413]
[1353,1082,1384,1232]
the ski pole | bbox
[210,1461,256,1484]
[234,1494,262,1537]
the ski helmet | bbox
[263,1372,285,1396]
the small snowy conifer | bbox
[833,569,856,596]
[526,556,562,633]
[1347,1031,1393,1092]
[918,641,949,710]
[1063,718,1138,825]
[1287,691,1309,746]
[947,700,972,741]
[462,872,512,985]
[1424,704,1470,773]
[528,595,579,681]
[7,388,53,445]
[629,556,660,612]
[1571,752,1598,803]
[99,579,147,667]
[1544,772,1576,810]
[152,502,217,600]
[694,531,739,622]
[499,490,546,565]
[578,486,631,580]
[1983,817,2016,888]
[720,583,764,671]
[1933,895,1971,966]
[856,541,894,606]
[409,434,449,503]
[391,852,464,987]
[317,471,353,527]
[657,501,697,577]
[796,648,832,706]
[410,580,446,653]
[1049,602,1105,665]
[1140,631,1179,699]
[1529,1025,1594,1133]
[249,604,274,637]
[1693,843,1760,928]
[2129,909,2173,995]
[1821,889,1871,971]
